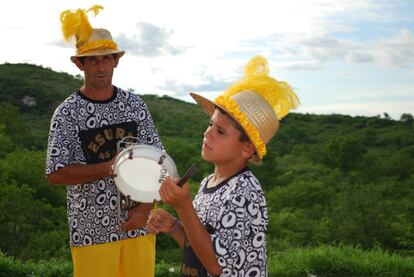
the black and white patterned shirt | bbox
[182,168,268,277]
[46,87,162,247]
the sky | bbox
[1,0,413,120]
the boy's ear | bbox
[241,141,255,160]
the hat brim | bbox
[190,92,262,165]
[70,49,125,62]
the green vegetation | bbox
[1,245,413,277]
[0,63,413,276]
[269,245,414,277]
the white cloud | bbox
[0,0,413,120]
[346,51,374,63]
[330,84,414,102]
[270,29,414,70]
[374,29,414,68]
[158,76,229,97]
[116,23,184,57]
[279,61,324,71]
[300,100,414,119]
[338,71,353,77]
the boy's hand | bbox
[146,208,176,234]
[159,176,192,211]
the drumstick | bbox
[176,163,197,187]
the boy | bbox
[147,56,300,276]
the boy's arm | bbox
[176,202,222,276]
[146,208,187,248]
[160,178,222,277]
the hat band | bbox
[215,95,266,158]
[78,39,119,54]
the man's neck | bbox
[80,85,114,101]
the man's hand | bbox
[121,203,153,231]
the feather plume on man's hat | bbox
[60,5,125,61]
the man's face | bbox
[77,54,120,90]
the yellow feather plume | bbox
[60,5,103,46]
[222,55,300,119]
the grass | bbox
[268,245,414,277]
[1,245,413,277]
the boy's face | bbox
[202,109,253,165]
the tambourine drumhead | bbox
[113,145,177,203]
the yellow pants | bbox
[71,235,155,277]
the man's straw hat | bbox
[190,56,300,165]
[59,5,125,62]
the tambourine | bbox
[112,137,178,211]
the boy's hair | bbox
[216,107,249,142]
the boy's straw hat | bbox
[190,56,300,165]
[59,5,125,62]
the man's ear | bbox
[113,54,121,68]
[241,141,255,160]
[72,58,85,71]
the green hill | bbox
[0,63,413,275]
[0,63,82,115]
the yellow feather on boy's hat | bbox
[190,55,300,165]
[60,5,125,62]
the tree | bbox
[0,148,66,207]
[0,103,29,147]
[0,183,68,260]
[0,124,15,158]
[400,113,413,123]
[325,136,366,173]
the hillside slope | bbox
[0,63,413,261]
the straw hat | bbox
[59,5,125,62]
[190,56,300,165]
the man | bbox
[46,5,159,277]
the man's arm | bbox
[47,160,113,186]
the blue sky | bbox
[1,0,413,119]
